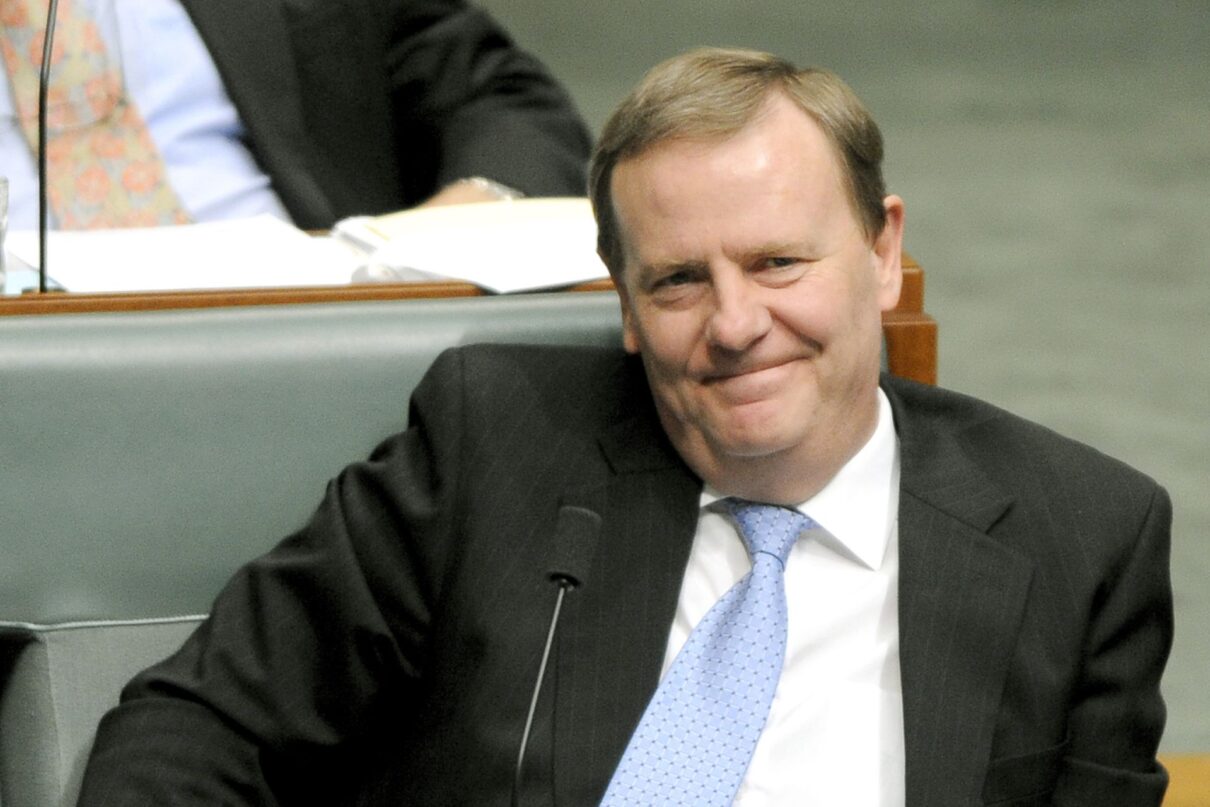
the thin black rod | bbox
[512,583,569,807]
[38,0,62,293]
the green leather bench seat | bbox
[0,291,622,807]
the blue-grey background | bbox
[476,0,1210,752]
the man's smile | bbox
[701,359,801,403]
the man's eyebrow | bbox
[747,240,814,258]
[631,241,819,279]
[638,259,710,277]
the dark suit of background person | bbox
[77,50,1172,806]
[176,0,591,227]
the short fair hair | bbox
[590,47,888,275]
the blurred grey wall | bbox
[478,0,1210,753]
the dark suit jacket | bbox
[79,345,1172,806]
[178,0,592,229]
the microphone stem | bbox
[38,0,61,293]
[512,581,570,807]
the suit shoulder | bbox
[419,343,640,428]
[427,343,630,394]
[438,342,627,373]
[883,375,1165,506]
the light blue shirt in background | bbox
[0,0,290,230]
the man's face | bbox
[610,93,904,498]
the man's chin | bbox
[706,427,799,461]
[655,399,807,465]
[706,401,808,454]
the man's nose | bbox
[705,275,772,352]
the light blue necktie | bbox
[601,498,814,806]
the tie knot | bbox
[723,498,814,568]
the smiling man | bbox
[588,48,1171,805]
[79,48,1173,806]
[606,90,902,506]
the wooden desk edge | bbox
[0,259,924,317]
[1160,754,1210,806]
[0,260,935,384]
[0,280,568,316]
[883,310,937,386]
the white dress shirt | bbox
[662,389,905,805]
[0,0,289,229]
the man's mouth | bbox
[703,360,797,403]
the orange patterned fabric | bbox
[0,0,188,228]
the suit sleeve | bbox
[76,351,470,805]
[1053,483,1174,805]
[382,0,592,199]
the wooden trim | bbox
[0,257,921,317]
[898,254,923,313]
[883,309,937,386]
[0,254,935,384]
[0,278,613,316]
[1161,754,1210,807]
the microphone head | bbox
[548,505,601,588]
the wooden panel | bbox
[898,253,923,313]
[885,254,934,383]
[0,255,922,316]
[0,254,936,384]
[883,309,937,386]
[1162,754,1210,807]
[0,278,609,316]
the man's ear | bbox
[603,251,642,355]
[873,195,905,312]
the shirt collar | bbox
[701,388,900,571]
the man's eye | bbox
[647,269,705,305]
[654,270,695,288]
[751,256,808,286]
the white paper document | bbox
[4,198,609,295]
[342,197,609,293]
[5,215,358,294]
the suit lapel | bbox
[887,380,1035,806]
[178,0,334,225]
[545,374,1040,804]
[551,408,702,804]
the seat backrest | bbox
[0,284,936,806]
[0,291,623,807]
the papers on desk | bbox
[4,215,358,294]
[1,198,609,295]
[334,197,609,293]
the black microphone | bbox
[511,505,601,807]
[37,0,62,293]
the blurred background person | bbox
[0,0,592,231]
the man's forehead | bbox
[613,105,844,215]
[618,92,834,169]
[614,104,845,218]
[606,97,861,274]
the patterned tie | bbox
[0,0,189,227]
[601,498,814,806]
